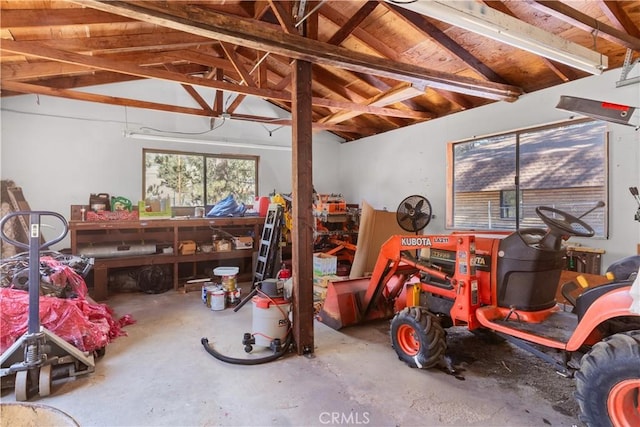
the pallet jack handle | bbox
[0,211,68,334]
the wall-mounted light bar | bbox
[124,131,292,151]
[389,0,607,75]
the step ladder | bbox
[253,203,284,284]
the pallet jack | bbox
[0,211,96,401]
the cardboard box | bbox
[313,253,337,276]
[215,239,232,252]
[233,236,253,250]
[179,240,197,255]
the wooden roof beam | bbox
[163,63,213,113]
[597,1,640,37]
[219,42,258,87]
[268,0,297,34]
[319,82,429,125]
[326,1,378,45]
[0,40,429,120]
[74,0,522,101]
[0,79,367,135]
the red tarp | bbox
[0,257,134,354]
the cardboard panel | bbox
[349,201,407,279]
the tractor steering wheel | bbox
[535,206,595,238]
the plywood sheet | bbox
[349,200,406,279]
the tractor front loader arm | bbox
[317,233,481,330]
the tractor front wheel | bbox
[390,307,445,369]
[575,330,640,427]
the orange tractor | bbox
[318,197,639,426]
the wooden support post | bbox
[291,58,314,355]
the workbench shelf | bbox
[69,217,263,300]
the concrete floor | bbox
[1,285,582,426]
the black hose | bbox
[233,287,258,312]
[200,334,292,365]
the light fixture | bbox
[389,0,607,75]
[124,131,292,151]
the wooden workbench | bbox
[70,216,263,300]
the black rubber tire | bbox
[390,307,446,369]
[575,330,640,427]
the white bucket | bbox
[214,266,239,292]
[251,296,290,347]
[210,289,226,311]
[213,266,239,277]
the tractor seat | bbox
[574,281,632,321]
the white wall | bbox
[337,69,640,267]
[0,79,343,247]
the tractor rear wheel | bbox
[390,307,445,369]
[575,330,640,427]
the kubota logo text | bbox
[401,237,448,246]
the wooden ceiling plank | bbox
[482,1,573,83]
[74,0,522,101]
[531,1,640,50]
[0,8,133,27]
[11,31,216,56]
[321,4,432,111]
[320,5,400,60]
[385,3,510,85]
[326,1,378,45]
